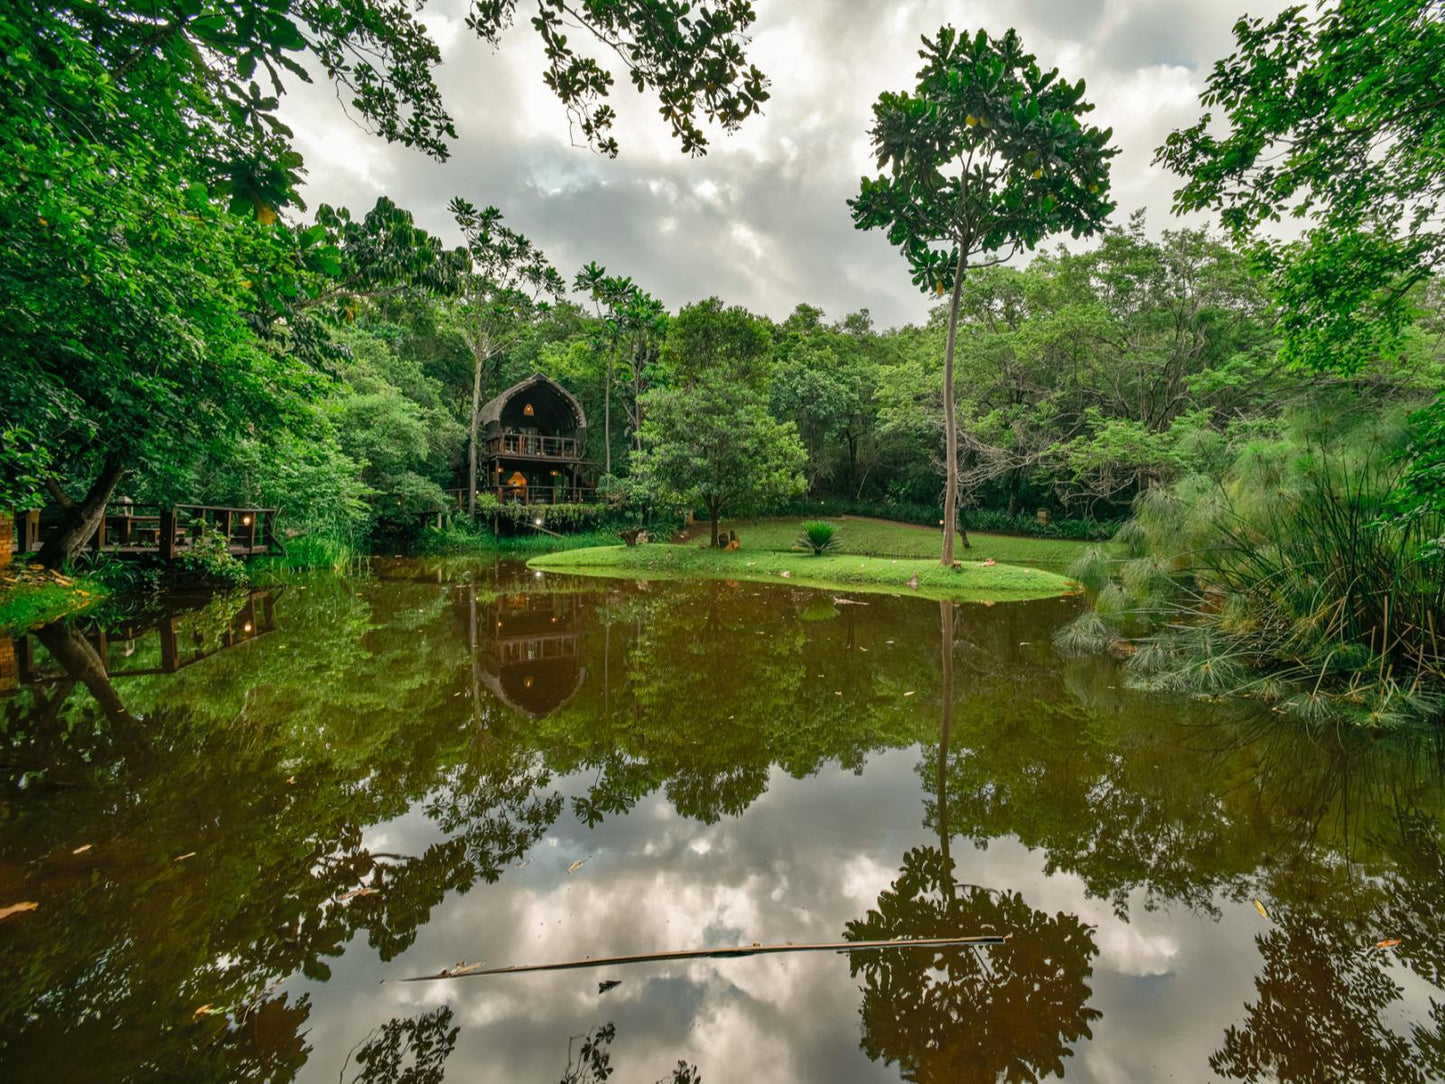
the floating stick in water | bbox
[400,935,1007,983]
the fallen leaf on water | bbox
[858,646,868,652]
[192,1004,215,1020]
[1253,899,1270,921]
[72,844,92,855]
[174,852,197,862]
[567,859,587,874]
[0,901,39,921]
[336,887,378,903]
[1375,939,1402,951]
[903,691,915,697]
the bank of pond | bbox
[1,560,1442,1082]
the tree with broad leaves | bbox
[449,199,566,515]
[575,262,635,476]
[631,376,806,548]
[850,26,1117,565]
[1156,0,1445,540]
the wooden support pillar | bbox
[19,510,39,554]
[247,510,257,553]
[159,507,177,560]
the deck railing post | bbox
[159,507,177,560]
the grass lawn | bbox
[528,544,1076,602]
[0,574,107,635]
[698,516,1101,573]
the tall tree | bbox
[850,26,1116,564]
[1,1,769,563]
[449,200,565,514]
[632,378,806,547]
[1157,0,1445,533]
[662,297,773,391]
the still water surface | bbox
[2,560,1443,1082]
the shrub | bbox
[176,525,248,586]
[795,520,841,555]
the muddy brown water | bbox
[1,559,1443,1082]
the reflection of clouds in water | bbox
[291,751,1259,1083]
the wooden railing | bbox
[7,590,278,687]
[445,486,596,509]
[486,434,580,459]
[7,504,279,560]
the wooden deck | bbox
[7,504,279,561]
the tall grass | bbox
[416,517,622,556]
[1058,408,1445,727]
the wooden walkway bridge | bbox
[6,504,279,564]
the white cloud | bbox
[279,0,1297,328]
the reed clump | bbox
[1057,408,1445,727]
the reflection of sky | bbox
[292,749,1293,1083]
[10,572,1439,1082]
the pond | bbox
[2,559,1443,1082]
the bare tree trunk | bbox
[604,353,612,477]
[709,503,721,548]
[36,453,126,569]
[468,345,486,516]
[940,253,966,566]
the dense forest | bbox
[1,0,1442,724]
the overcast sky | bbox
[279,0,1293,330]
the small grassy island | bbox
[529,528,1079,603]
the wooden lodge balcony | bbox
[486,434,580,460]
[446,485,596,509]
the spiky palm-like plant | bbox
[796,520,841,556]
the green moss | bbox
[709,516,1104,573]
[528,544,1077,602]
[0,578,108,634]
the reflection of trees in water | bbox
[7,572,1445,1082]
[558,1022,701,1084]
[1210,818,1445,1083]
[846,847,1100,1083]
[846,601,1100,1082]
[343,1007,458,1084]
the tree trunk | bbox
[36,453,126,569]
[35,623,131,724]
[940,253,966,566]
[604,353,612,477]
[468,346,487,516]
[937,599,954,898]
[709,502,721,548]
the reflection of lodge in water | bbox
[467,587,586,719]
[0,591,278,694]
